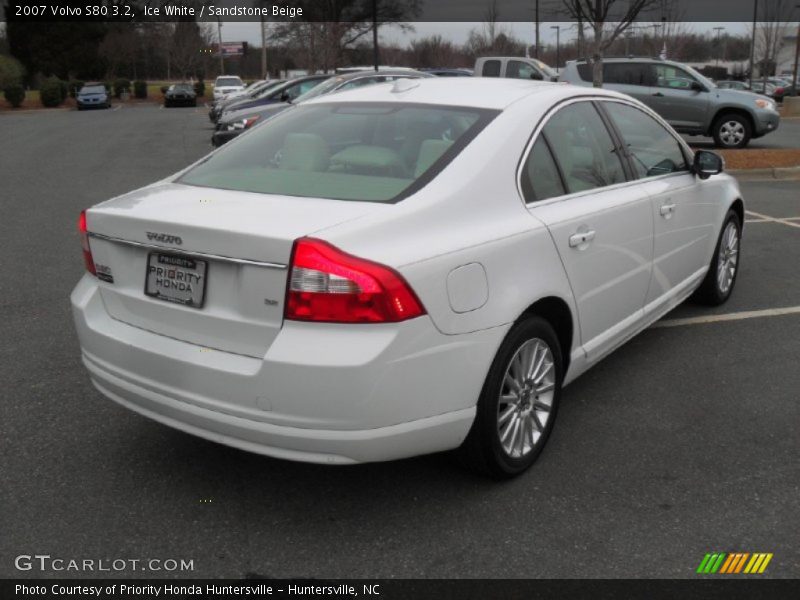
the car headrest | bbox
[280,133,330,172]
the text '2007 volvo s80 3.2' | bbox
[71,78,743,479]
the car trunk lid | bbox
[86,183,381,357]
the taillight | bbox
[285,238,425,323]
[78,210,96,276]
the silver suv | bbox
[559,57,781,148]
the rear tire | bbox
[459,316,562,479]
[693,210,742,305]
[712,113,752,149]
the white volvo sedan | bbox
[72,78,743,478]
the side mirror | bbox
[530,71,544,81]
[693,150,724,180]
[280,92,290,102]
[691,81,706,92]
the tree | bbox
[99,24,140,79]
[271,0,419,72]
[560,0,662,87]
[169,20,214,79]
[752,0,790,81]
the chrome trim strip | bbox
[88,232,287,270]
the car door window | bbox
[482,60,501,77]
[521,137,566,202]
[603,102,688,178]
[604,63,653,86]
[507,60,540,80]
[542,102,627,193]
[654,65,697,90]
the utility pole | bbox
[714,27,726,67]
[260,16,268,79]
[792,4,800,95]
[535,0,540,59]
[216,18,225,75]
[551,25,561,73]
[372,0,379,71]
[749,0,759,88]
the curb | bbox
[729,166,800,181]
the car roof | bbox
[303,77,623,110]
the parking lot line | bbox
[745,210,800,230]
[654,306,800,329]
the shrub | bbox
[113,78,131,98]
[58,79,69,102]
[194,79,205,98]
[160,85,169,95]
[133,80,147,99]
[40,77,65,107]
[103,81,113,95]
[4,84,25,108]
[0,56,25,90]
[68,80,85,98]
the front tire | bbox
[712,113,752,149]
[459,316,562,479]
[693,210,742,305]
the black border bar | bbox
[2,0,800,23]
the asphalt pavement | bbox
[0,105,798,579]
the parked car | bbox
[217,75,331,123]
[750,81,785,103]
[164,83,197,107]
[421,68,474,77]
[716,80,750,91]
[76,83,110,110]
[208,79,285,122]
[212,75,246,101]
[73,78,743,478]
[212,69,434,147]
[559,57,781,148]
[475,57,559,81]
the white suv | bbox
[212,76,246,101]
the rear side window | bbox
[542,102,627,194]
[521,138,565,202]
[605,63,653,86]
[180,103,497,203]
[482,60,501,77]
[603,102,688,178]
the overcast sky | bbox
[220,21,752,48]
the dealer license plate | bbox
[145,252,208,308]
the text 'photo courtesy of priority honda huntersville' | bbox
[71,78,744,479]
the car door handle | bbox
[660,203,677,217]
[652,92,665,97]
[569,230,596,248]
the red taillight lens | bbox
[78,210,96,276]
[285,238,426,323]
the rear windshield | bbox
[180,103,497,203]
[217,77,243,87]
[81,86,105,94]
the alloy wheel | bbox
[719,121,745,147]
[717,221,739,294]
[497,339,556,459]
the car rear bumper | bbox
[71,275,504,464]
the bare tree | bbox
[484,0,500,48]
[561,0,661,87]
[271,1,419,72]
[752,0,790,82]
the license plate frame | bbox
[144,252,209,309]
